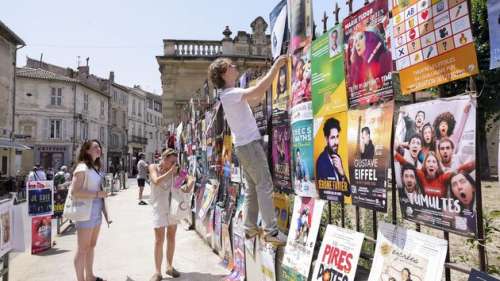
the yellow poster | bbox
[272,192,290,233]
[313,112,351,204]
[392,0,479,93]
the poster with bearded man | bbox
[393,95,477,237]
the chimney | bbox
[109,71,115,83]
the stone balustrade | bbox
[164,40,222,57]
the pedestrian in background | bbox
[27,164,46,182]
[137,153,148,205]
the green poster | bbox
[311,25,347,117]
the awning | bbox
[0,139,31,150]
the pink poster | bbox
[31,215,51,254]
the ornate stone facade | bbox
[157,17,272,126]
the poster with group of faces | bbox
[394,95,477,236]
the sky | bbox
[1,0,365,94]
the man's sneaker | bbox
[263,232,287,247]
[166,267,181,278]
[244,228,261,239]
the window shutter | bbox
[62,119,67,140]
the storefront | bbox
[34,145,72,170]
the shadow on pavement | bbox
[170,272,226,281]
[34,248,71,256]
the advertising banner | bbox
[282,196,325,281]
[198,182,218,220]
[291,104,317,198]
[290,46,312,108]
[313,112,350,203]
[0,200,13,257]
[488,0,500,69]
[287,0,313,54]
[27,181,53,217]
[53,189,68,218]
[347,101,394,212]
[394,96,477,236]
[270,0,289,59]
[311,225,365,281]
[343,0,393,107]
[312,25,348,116]
[260,243,277,281]
[272,115,292,193]
[272,58,292,115]
[31,215,52,254]
[273,192,290,234]
[368,222,448,281]
[392,0,479,93]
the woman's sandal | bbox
[149,273,162,281]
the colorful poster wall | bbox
[291,103,317,198]
[27,181,53,217]
[368,222,448,281]
[488,0,500,69]
[392,0,479,93]
[313,112,350,203]
[311,225,365,281]
[198,181,218,220]
[31,215,52,254]
[287,0,313,54]
[347,101,394,212]
[312,25,348,116]
[393,95,477,236]
[272,116,292,192]
[282,196,325,281]
[343,0,393,107]
[0,200,13,257]
[273,192,290,234]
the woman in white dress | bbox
[149,148,194,281]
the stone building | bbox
[15,59,109,173]
[157,17,272,127]
[145,91,165,162]
[107,71,129,173]
[127,85,147,175]
[0,20,26,177]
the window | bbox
[112,110,117,125]
[84,93,89,111]
[100,126,105,142]
[138,101,142,116]
[122,112,126,128]
[132,99,136,115]
[51,88,62,105]
[50,119,62,139]
[113,91,118,102]
[81,122,88,140]
[149,132,153,139]
[23,125,33,136]
[100,100,105,115]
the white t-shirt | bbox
[74,163,102,192]
[219,87,261,147]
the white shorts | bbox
[152,211,179,228]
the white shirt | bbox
[27,170,47,181]
[219,87,261,147]
[150,165,174,215]
[74,163,102,192]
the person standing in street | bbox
[70,139,110,281]
[148,148,194,281]
[208,55,288,246]
[27,164,47,182]
[137,154,148,205]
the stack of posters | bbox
[393,96,477,236]
[368,222,448,281]
[311,225,365,281]
[282,196,325,280]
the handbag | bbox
[169,176,193,221]
[63,165,93,221]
